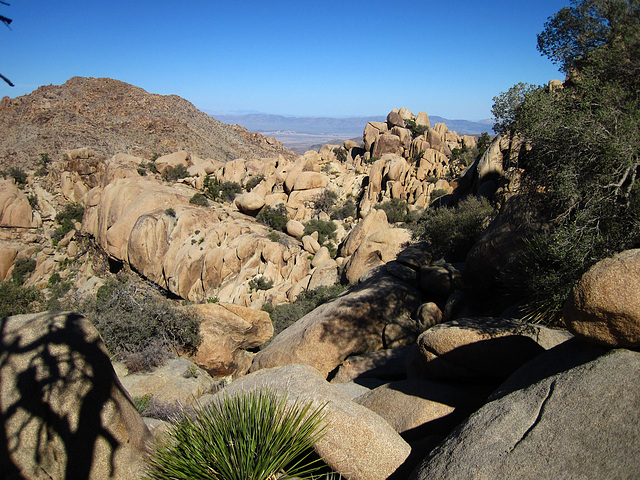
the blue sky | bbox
[1,0,569,120]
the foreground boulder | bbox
[0,312,152,479]
[250,271,422,377]
[410,339,640,479]
[205,364,411,480]
[564,249,640,347]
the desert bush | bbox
[162,164,190,182]
[374,198,415,224]
[220,181,242,201]
[35,153,51,176]
[303,219,336,245]
[257,204,288,231]
[263,284,347,336]
[78,278,201,372]
[165,208,176,217]
[333,147,347,162]
[412,196,496,261]
[245,175,264,191]
[145,389,327,480]
[0,281,43,317]
[330,198,357,220]
[430,189,448,201]
[5,166,27,185]
[52,202,85,244]
[11,257,36,285]
[451,145,479,167]
[267,231,280,242]
[314,190,338,214]
[404,118,428,136]
[45,279,73,311]
[190,193,209,206]
[249,276,274,291]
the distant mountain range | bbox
[209,113,494,137]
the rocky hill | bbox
[0,76,294,170]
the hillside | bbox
[0,77,294,169]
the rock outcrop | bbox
[564,248,640,347]
[410,339,640,479]
[0,312,152,479]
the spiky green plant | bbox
[145,389,328,480]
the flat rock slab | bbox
[411,339,640,479]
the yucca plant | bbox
[145,389,328,480]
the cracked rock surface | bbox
[410,339,640,479]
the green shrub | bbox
[245,175,264,191]
[374,198,415,224]
[219,181,242,202]
[267,231,280,242]
[404,118,428,136]
[48,273,61,286]
[303,219,336,245]
[6,166,27,185]
[0,281,43,317]
[55,202,85,228]
[78,278,201,372]
[162,164,190,182]
[476,132,491,157]
[263,284,347,336]
[35,153,51,176]
[333,147,347,162]
[249,276,274,291]
[257,204,288,231]
[314,190,338,214]
[412,196,496,261]
[190,193,209,206]
[430,189,448,201]
[145,389,327,480]
[165,208,176,217]
[330,198,357,220]
[45,279,72,311]
[207,296,219,304]
[11,257,36,285]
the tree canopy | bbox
[493,0,640,322]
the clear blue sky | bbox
[1,0,569,120]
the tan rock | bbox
[188,303,273,376]
[564,249,640,347]
[372,133,403,158]
[363,121,388,152]
[416,111,431,129]
[0,180,41,228]
[251,271,421,377]
[387,109,406,128]
[154,150,190,174]
[344,227,412,284]
[339,209,389,257]
[0,246,18,280]
[285,219,305,238]
[235,192,265,215]
[1,312,151,479]
[292,171,328,191]
[302,235,321,254]
[308,259,338,290]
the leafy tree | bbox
[477,132,492,156]
[257,204,289,231]
[496,0,640,322]
[491,82,539,136]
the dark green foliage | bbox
[257,204,289,231]
[374,198,415,224]
[219,181,242,202]
[165,208,176,217]
[27,194,37,209]
[48,273,61,286]
[11,257,36,285]
[162,164,190,182]
[0,281,43,317]
[413,196,496,262]
[190,193,209,206]
[55,202,85,225]
[314,190,338,214]
[203,175,242,202]
[330,198,357,220]
[78,278,201,372]
[333,147,347,162]
[36,153,51,176]
[267,231,280,242]
[6,166,27,185]
[451,145,479,167]
[145,389,327,480]
[430,189,448,201]
[496,0,640,322]
[477,132,492,156]
[303,219,336,245]
[492,82,540,135]
[249,276,274,291]
[263,284,347,336]
[45,279,72,311]
[405,118,428,136]
[245,175,264,191]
